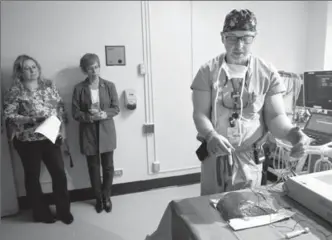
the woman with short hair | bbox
[72,53,120,213]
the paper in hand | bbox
[35,115,61,144]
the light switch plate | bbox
[105,45,126,66]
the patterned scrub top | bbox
[3,78,67,142]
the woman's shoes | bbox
[95,198,103,213]
[34,210,74,224]
[103,197,112,213]
[33,214,56,224]
[57,212,74,225]
[94,196,112,213]
[33,209,56,224]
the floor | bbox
[0,184,200,240]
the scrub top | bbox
[191,53,286,195]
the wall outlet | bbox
[114,169,123,177]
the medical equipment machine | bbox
[284,141,332,225]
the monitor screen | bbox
[306,114,332,135]
[304,71,332,110]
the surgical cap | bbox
[222,9,257,33]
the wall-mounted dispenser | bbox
[124,89,137,110]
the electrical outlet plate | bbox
[114,169,123,177]
[143,124,154,134]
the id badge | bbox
[227,121,241,145]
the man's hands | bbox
[288,127,314,158]
[89,109,107,121]
[290,135,314,158]
[206,130,235,156]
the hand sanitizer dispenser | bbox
[124,89,137,110]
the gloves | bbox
[206,130,234,156]
[288,127,313,158]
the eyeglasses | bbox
[224,35,255,44]
[22,65,38,72]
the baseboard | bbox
[17,171,278,210]
[17,172,201,210]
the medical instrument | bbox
[275,139,332,159]
[285,169,332,226]
[285,227,310,239]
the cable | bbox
[273,211,332,240]
[214,63,223,127]
[213,137,332,238]
[257,173,332,240]
[213,166,332,239]
[249,188,317,239]
[238,74,245,146]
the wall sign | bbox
[105,45,126,66]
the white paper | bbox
[210,199,294,231]
[228,209,294,231]
[35,115,61,144]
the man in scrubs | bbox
[191,9,311,195]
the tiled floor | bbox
[0,184,200,240]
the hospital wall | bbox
[305,1,329,71]
[324,1,332,70]
[1,1,313,197]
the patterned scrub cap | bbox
[222,9,257,32]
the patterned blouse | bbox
[3,78,67,142]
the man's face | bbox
[221,31,256,64]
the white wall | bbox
[324,1,332,70]
[1,55,19,216]
[1,1,311,197]
[305,1,329,71]
[1,1,149,196]
[1,129,19,217]
[192,1,308,74]
[148,1,200,173]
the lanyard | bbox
[226,72,249,127]
[230,77,244,113]
[216,56,251,127]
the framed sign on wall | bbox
[105,45,126,66]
